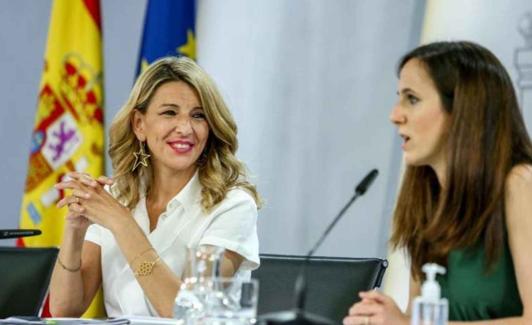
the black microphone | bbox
[0,229,42,239]
[355,169,379,196]
[260,169,379,325]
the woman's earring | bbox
[132,140,151,171]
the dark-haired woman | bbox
[344,41,532,324]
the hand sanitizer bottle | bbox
[411,263,449,325]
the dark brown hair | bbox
[390,41,532,279]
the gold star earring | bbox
[132,140,151,171]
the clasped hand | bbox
[343,291,408,325]
[55,172,130,232]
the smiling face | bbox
[390,59,451,169]
[132,81,209,178]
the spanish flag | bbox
[18,0,105,317]
[137,0,196,74]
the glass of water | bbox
[203,277,259,324]
[183,245,225,280]
[174,246,227,323]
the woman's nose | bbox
[175,116,192,134]
[389,105,406,125]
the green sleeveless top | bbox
[437,239,522,321]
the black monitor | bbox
[252,254,388,324]
[0,247,59,318]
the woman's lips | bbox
[168,141,194,153]
[400,134,410,149]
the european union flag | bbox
[136,0,196,75]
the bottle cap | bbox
[421,263,446,302]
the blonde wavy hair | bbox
[108,56,260,211]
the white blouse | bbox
[85,173,260,317]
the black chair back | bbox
[0,247,59,318]
[252,254,388,324]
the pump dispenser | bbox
[411,263,448,325]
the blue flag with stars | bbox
[136,0,196,75]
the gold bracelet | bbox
[57,256,81,272]
[134,256,161,277]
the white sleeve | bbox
[198,189,260,271]
[84,223,103,246]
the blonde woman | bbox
[49,57,261,317]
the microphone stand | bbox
[259,169,379,325]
